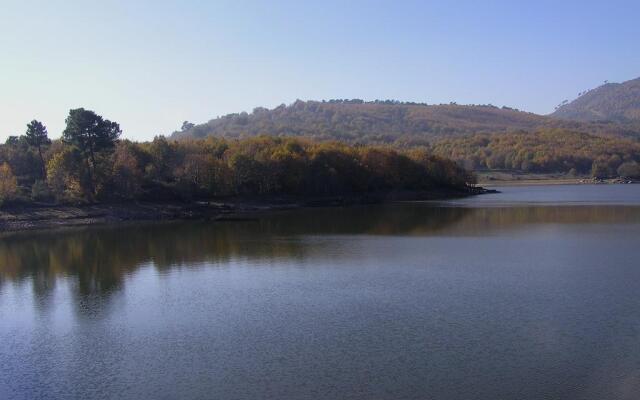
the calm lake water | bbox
[2,184,640,400]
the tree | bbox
[617,161,640,179]
[111,142,144,198]
[46,148,84,202]
[62,108,121,198]
[0,162,18,205]
[25,120,51,179]
[1,135,41,180]
[181,121,195,131]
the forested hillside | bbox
[174,100,544,144]
[552,77,640,123]
[173,99,640,145]
[431,129,640,178]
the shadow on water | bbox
[1,203,640,313]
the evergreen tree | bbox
[62,108,121,197]
[25,120,51,179]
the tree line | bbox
[0,109,474,206]
[430,129,640,178]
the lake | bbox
[2,184,640,400]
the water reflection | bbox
[1,204,639,302]
[3,195,640,400]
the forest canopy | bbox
[170,100,640,178]
[0,110,475,206]
[430,129,640,178]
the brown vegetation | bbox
[430,129,640,178]
[0,110,475,207]
[173,99,640,145]
[552,77,640,123]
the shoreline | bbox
[481,178,638,187]
[480,178,582,186]
[0,187,494,233]
[476,171,639,187]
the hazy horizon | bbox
[2,0,639,142]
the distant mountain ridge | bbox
[174,99,639,145]
[552,77,640,123]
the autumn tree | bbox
[46,148,84,202]
[111,141,144,198]
[0,162,18,205]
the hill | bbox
[174,99,639,145]
[552,77,640,123]
[174,100,546,145]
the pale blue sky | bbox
[1,0,639,141]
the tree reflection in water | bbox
[1,204,639,313]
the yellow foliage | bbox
[0,162,18,203]
[0,163,18,204]
[46,150,84,202]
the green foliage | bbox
[0,135,42,184]
[25,120,51,148]
[25,120,51,179]
[62,108,122,199]
[62,108,121,154]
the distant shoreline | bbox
[477,170,638,187]
[481,179,580,186]
[0,187,494,233]
[481,178,638,187]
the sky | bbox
[1,0,639,142]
